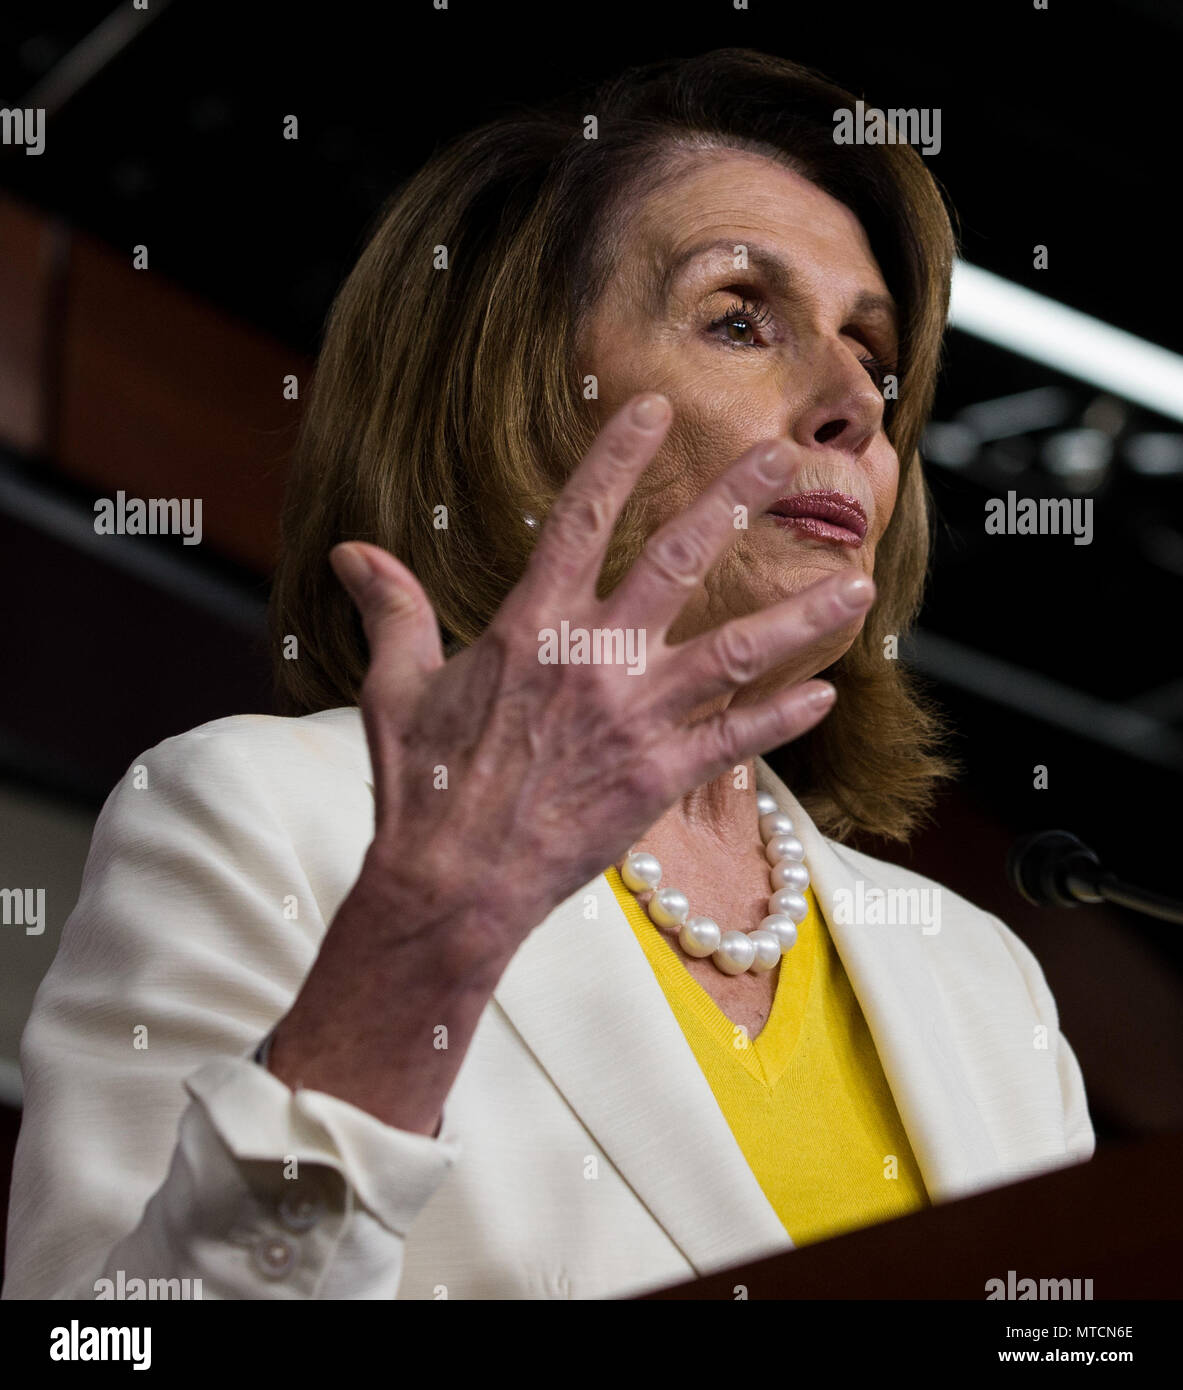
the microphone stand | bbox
[1008,830,1183,926]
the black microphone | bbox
[1007,830,1183,926]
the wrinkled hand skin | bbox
[343,391,874,975]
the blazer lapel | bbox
[491,875,795,1278]
[753,759,1004,1202]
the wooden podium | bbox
[638,1133,1183,1299]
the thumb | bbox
[330,542,445,686]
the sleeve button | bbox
[252,1235,297,1279]
[278,1192,325,1232]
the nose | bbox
[786,338,887,458]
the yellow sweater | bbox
[606,865,928,1246]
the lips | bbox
[767,490,868,545]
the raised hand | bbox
[330,391,874,974]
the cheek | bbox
[663,378,776,477]
[583,322,782,511]
[638,396,767,526]
[873,456,901,545]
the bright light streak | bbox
[949,262,1183,424]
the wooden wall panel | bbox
[0,197,58,458]
[55,221,312,574]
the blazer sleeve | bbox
[1,718,462,1301]
[985,911,1096,1165]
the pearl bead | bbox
[765,834,801,865]
[714,931,757,975]
[622,851,662,892]
[649,887,689,929]
[769,834,804,863]
[767,856,811,889]
[748,930,783,972]
[761,914,799,951]
[680,916,722,957]
[615,811,809,975]
[770,858,811,892]
[759,811,794,842]
[769,888,809,923]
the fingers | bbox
[678,679,839,791]
[652,571,875,722]
[510,393,673,614]
[607,435,804,636]
[330,542,444,692]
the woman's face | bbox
[578,150,900,689]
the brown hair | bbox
[268,47,959,842]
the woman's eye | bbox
[859,353,897,396]
[707,298,772,347]
[859,354,887,389]
[722,318,757,344]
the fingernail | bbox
[839,575,874,610]
[330,543,373,591]
[756,439,792,482]
[807,683,836,708]
[632,393,670,427]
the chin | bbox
[751,550,859,597]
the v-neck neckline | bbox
[605,864,819,1091]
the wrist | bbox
[347,846,522,988]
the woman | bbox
[3,48,1092,1301]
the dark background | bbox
[1,0,1181,1279]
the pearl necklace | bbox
[618,791,810,976]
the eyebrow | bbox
[657,236,899,342]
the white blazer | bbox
[2,706,1094,1301]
